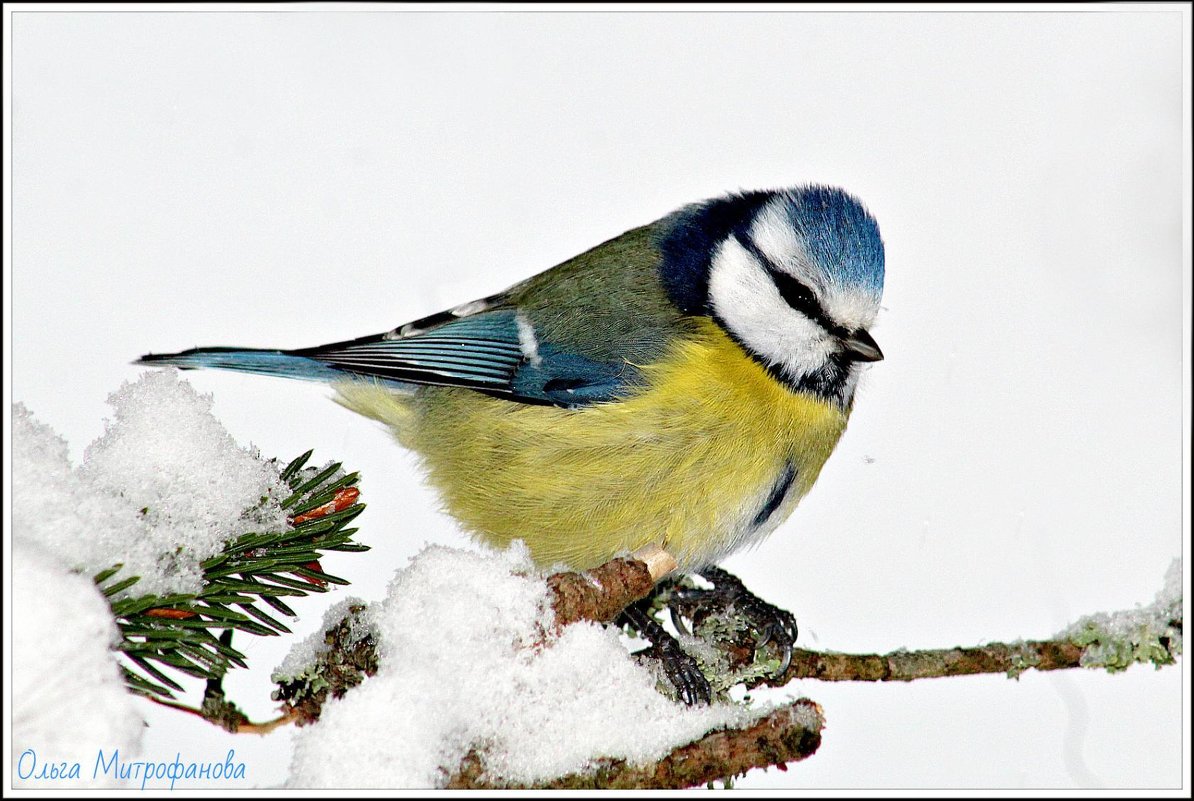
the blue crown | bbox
[657,186,884,314]
[778,185,884,296]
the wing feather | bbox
[292,310,526,390]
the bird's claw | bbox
[649,637,712,706]
[619,599,712,706]
[680,566,799,680]
[668,604,692,638]
[747,606,797,677]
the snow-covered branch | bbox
[445,699,823,790]
[10,374,1182,790]
[746,559,1182,687]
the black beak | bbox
[842,329,884,362]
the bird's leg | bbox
[667,566,798,679]
[617,595,712,706]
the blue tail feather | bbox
[137,348,350,383]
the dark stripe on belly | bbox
[752,462,797,528]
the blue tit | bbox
[139,186,884,574]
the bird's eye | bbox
[733,232,839,331]
[765,266,822,318]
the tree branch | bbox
[757,640,1086,686]
[444,698,823,790]
[145,696,298,734]
[546,556,655,627]
[162,551,1179,790]
[747,614,1181,688]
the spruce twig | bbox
[97,450,369,699]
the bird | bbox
[139,185,885,702]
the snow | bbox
[285,543,762,788]
[12,370,289,596]
[1059,559,1184,672]
[11,538,145,788]
[9,370,297,786]
[12,403,147,588]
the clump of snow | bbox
[11,538,144,788]
[285,543,762,788]
[10,371,301,782]
[1059,558,1183,672]
[12,404,147,587]
[12,370,289,595]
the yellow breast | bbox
[335,318,848,571]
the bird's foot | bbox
[667,566,798,679]
[618,598,712,706]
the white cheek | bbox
[707,237,833,378]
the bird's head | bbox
[658,186,885,408]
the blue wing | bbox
[139,222,690,407]
[139,308,642,407]
[294,312,526,390]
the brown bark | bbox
[445,698,823,789]
[546,557,655,627]
[755,639,1087,687]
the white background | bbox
[6,4,1190,792]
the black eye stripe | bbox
[734,234,843,334]
[766,266,822,317]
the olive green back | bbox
[499,223,700,364]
